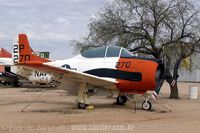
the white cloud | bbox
[54,18,71,25]
[0,0,107,59]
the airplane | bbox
[12,34,165,110]
[0,47,13,67]
[0,49,52,85]
[0,48,20,86]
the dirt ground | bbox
[0,82,200,133]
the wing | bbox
[17,61,117,90]
[0,58,13,66]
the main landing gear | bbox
[116,95,129,105]
[76,83,94,110]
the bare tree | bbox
[72,0,200,98]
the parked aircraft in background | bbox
[12,34,165,110]
[0,48,19,86]
[0,48,52,85]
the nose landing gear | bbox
[116,94,152,111]
[142,100,152,111]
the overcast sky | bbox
[0,0,111,59]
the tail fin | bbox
[0,47,12,58]
[12,34,50,64]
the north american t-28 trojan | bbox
[12,34,165,110]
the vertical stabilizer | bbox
[12,34,50,64]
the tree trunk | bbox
[165,55,180,99]
[165,77,179,99]
[169,81,179,99]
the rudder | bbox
[12,34,49,64]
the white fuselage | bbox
[44,55,119,93]
[49,54,118,73]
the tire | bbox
[77,103,87,109]
[13,81,21,87]
[116,95,128,105]
[142,101,152,111]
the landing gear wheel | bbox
[116,95,128,105]
[77,103,87,109]
[13,81,21,87]
[77,103,94,110]
[142,101,152,111]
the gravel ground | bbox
[0,82,200,133]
